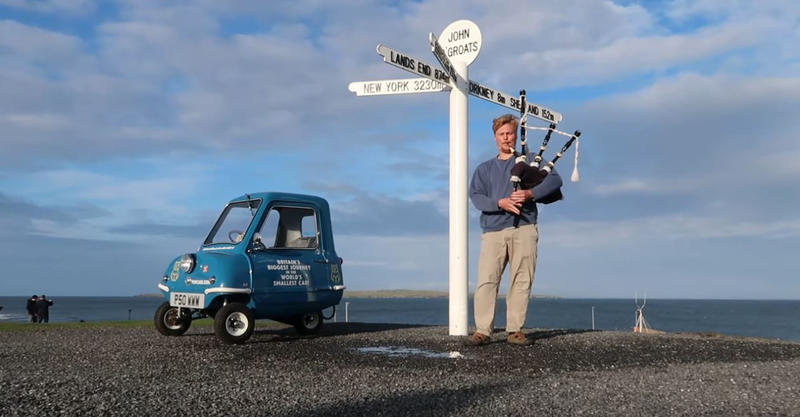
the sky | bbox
[0,0,798,299]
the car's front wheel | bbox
[214,303,254,344]
[294,310,323,335]
[154,301,192,336]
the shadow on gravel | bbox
[280,381,509,417]
[246,322,433,344]
[527,328,596,340]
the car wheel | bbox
[294,310,323,335]
[214,303,254,344]
[154,301,192,336]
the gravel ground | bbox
[1,323,799,416]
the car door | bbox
[249,203,327,315]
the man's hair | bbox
[492,114,519,133]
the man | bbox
[468,114,562,345]
[35,295,53,323]
[26,295,38,323]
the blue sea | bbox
[1,296,798,341]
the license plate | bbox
[170,292,205,308]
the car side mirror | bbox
[252,233,266,251]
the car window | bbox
[258,206,318,249]
[205,200,260,245]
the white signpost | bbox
[438,21,475,338]
[348,20,563,336]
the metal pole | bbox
[591,306,595,330]
[345,302,349,323]
[448,60,469,336]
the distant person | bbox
[35,295,54,323]
[26,295,39,323]
[468,114,562,346]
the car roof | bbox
[228,192,329,208]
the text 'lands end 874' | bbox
[377,44,452,84]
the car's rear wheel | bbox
[154,301,192,336]
[294,310,323,335]
[214,303,254,344]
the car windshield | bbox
[204,199,261,245]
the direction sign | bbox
[438,20,482,65]
[429,33,458,84]
[348,78,450,96]
[468,80,563,123]
[377,44,453,85]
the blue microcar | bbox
[154,192,345,344]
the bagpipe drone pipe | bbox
[510,90,581,204]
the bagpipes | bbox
[510,89,582,204]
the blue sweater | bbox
[469,154,563,233]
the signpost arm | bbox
[449,59,469,336]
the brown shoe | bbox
[507,331,532,345]
[467,332,491,346]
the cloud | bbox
[516,18,767,89]
[23,167,208,219]
[0,192,110,230]
[1,0,796,172]
[336,234,448,290]
[2,113,72,130]
[0,3,449,170]
[332,194,448,236]
[0,2,649,170]
[590,179,670,196]
[108,222,208,239]
[0,231,180,296]
[0,0,95,15]
[0,190,199,295]
[664,0,800,22]
[757,150,800,177]
[302,181,362,197]
[0,20,82,62]
[572,73,800,188]
[544,215,800,249]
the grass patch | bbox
[0,320,154,332]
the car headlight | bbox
[180,253,196,273]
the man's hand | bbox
[498,197,521,215]
[509,189,534,203]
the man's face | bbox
[494,122,517,155]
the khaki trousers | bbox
[474,224,538,335]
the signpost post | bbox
[443,43,472,338]
[348,20,562,337]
